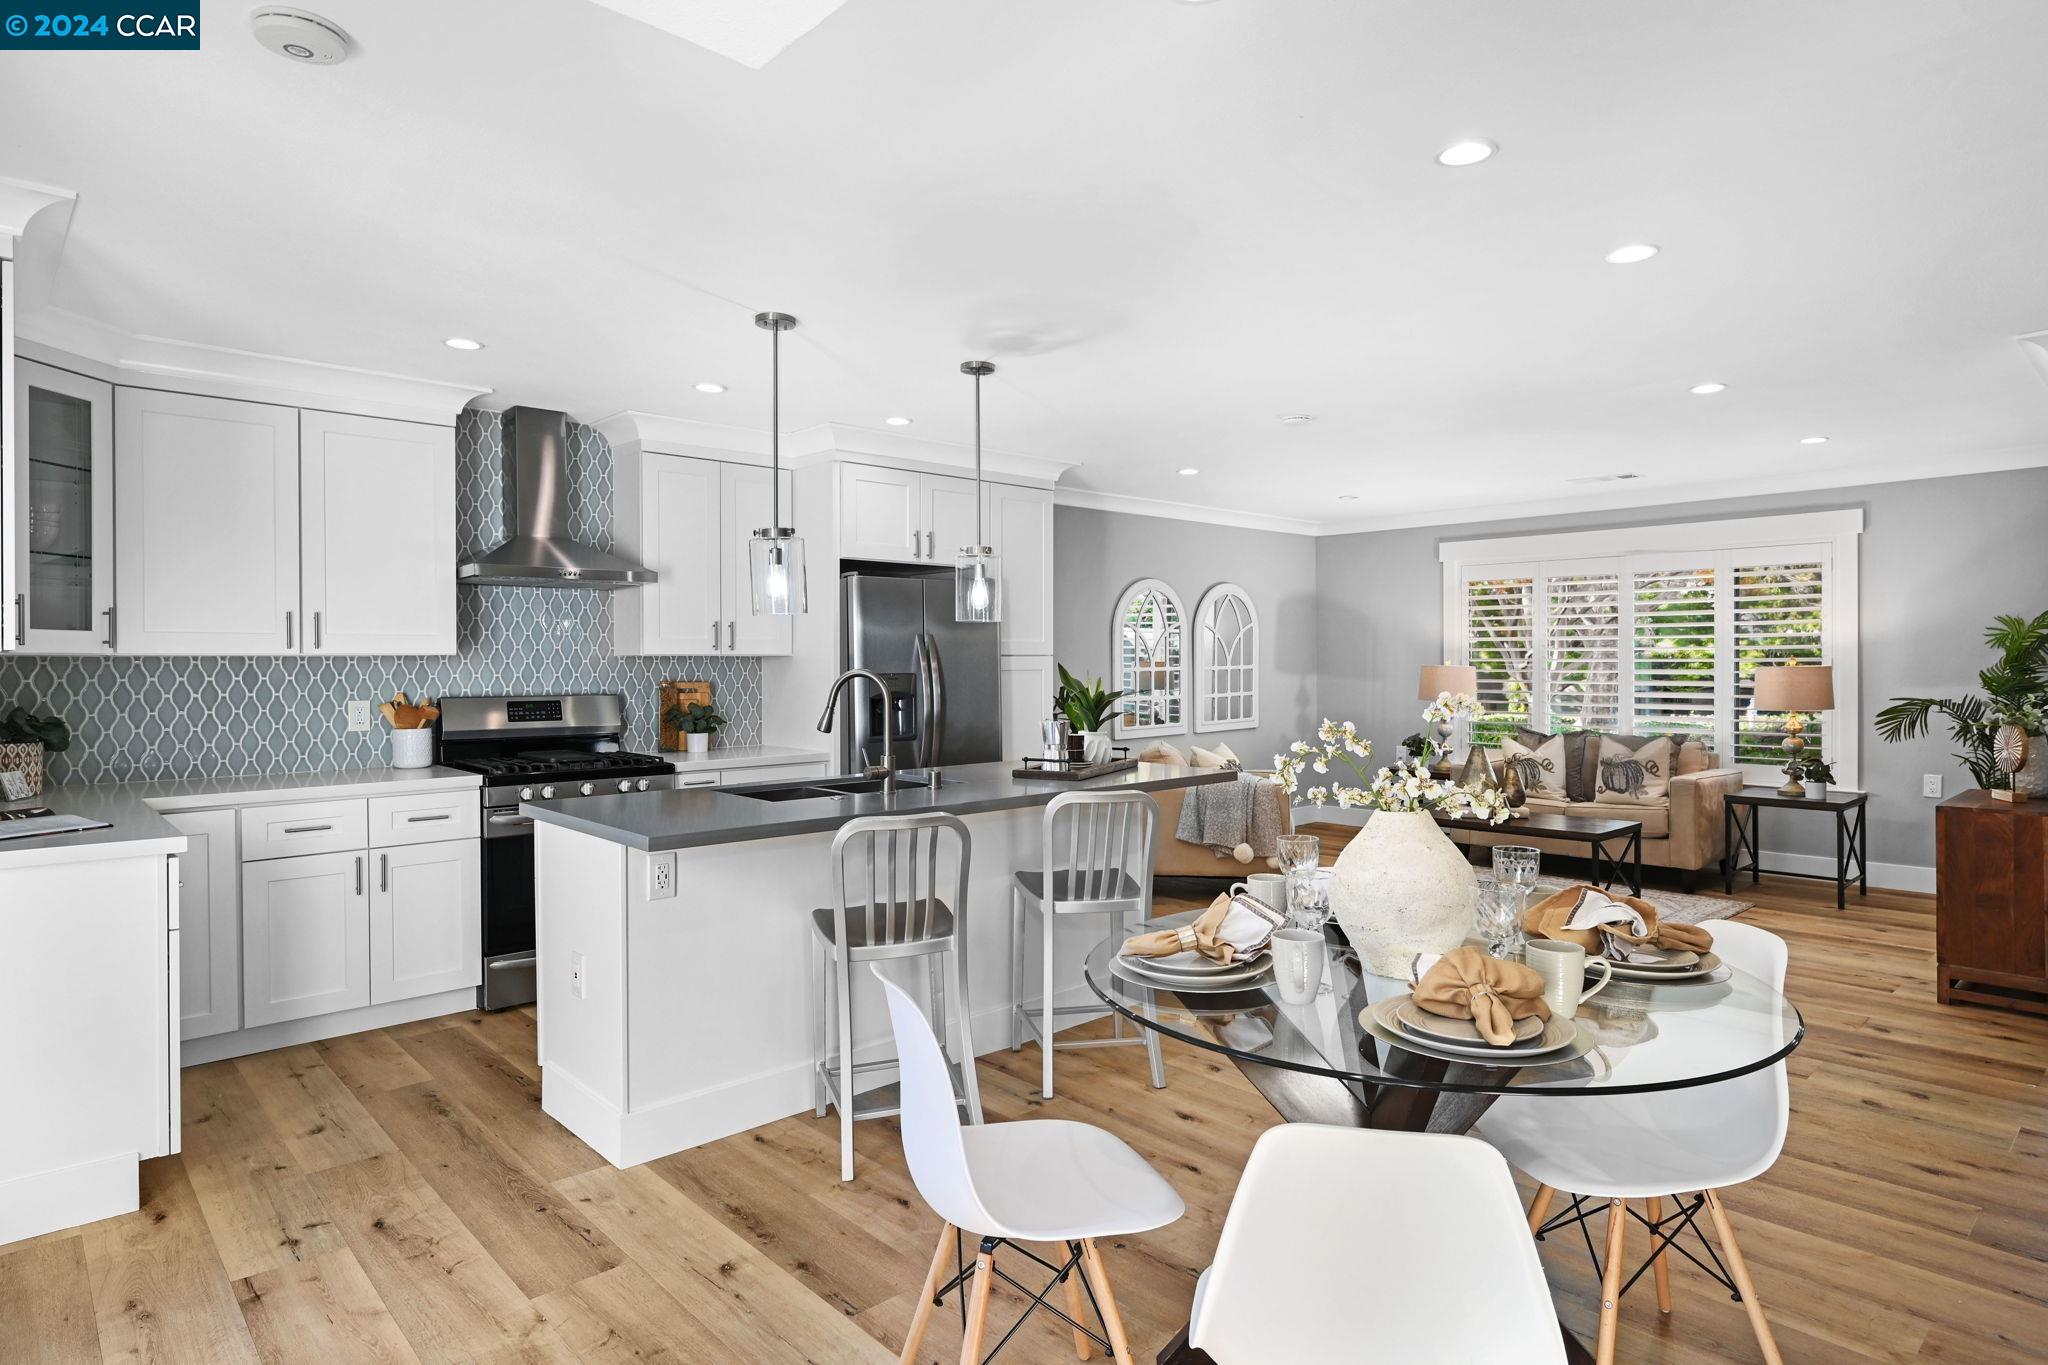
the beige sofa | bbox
[1149,776,1296,878]
[1450,745,1745,890]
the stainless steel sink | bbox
[727,774,933,802]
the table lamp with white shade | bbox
[1753,663,1834,797]
[1418,664,1480,774]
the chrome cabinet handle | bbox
[928,529,936,560]
[681,776,717,787]
[283,823,333,834]
[12,594,22,646]
[285,610,295,649]
[313,611,322,649]
[354,855,364,895]
[727,620,736,650]
[711,618,720,649]
[379,853,388,893]
[405,812,452,823]
[102,606,115,650]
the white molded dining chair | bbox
[1474,918,1791,1365]
[876,964,1184,1365]
[1190,1124,1567,1364]
[1010,789,1166,1099]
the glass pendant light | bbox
[955,360,1002,622]
[749,311,807,616]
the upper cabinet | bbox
[613,446,791,657]
[838,463,921,561]
[300,411,456,655]
[115,388,300,655]
[115,388,456,656]
[921,473,981,567]
[985,482,1054,656]
[12,359,114,654]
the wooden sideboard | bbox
[1935,790,2048,1014]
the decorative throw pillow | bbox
[1516,727,1597,801]
[1673,738,1711,775]
[1191,742,1241,770]
[1501,733,1572,800]
[1137,741,1189,765]
[1594,735,1674,804]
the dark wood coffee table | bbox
[1435,809,1645,896]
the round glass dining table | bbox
[1083,910,1805,1133]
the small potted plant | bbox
[0,704,72,797]
[1053,665,1126,764]
[667,701,725,754]
[1795,757,1836,798]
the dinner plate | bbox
[1394,1000,1545,1047]
[1113,954,1271,991]
[1364,997,1579,1061]
[1120,948,1249,978]
[1605,946,1700,970]
[1607,950,1722,983]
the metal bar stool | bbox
[1010,789,1165,1098]
[810,811,983,1182]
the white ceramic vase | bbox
[1330,809,1478,976]
[1082,728,1114,764]
[389,728,434,770]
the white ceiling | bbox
[6,0,2048,531]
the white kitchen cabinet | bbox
[1001,655,1057,767]
[301,410,456,655]
[166,807,240,1041]
[241,849,370,1027]
[921,473,981,566]
[12,359,115,654]
[837,462,921,561]
[720,462,794,656]
[613,450,790,656]
[986,482,1055,656]
[371,839,481,1005]
[115,388,300,654]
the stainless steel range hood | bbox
[458,407,656,588]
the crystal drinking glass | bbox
[1491,844,1542,939]
[1275,833,1322,876]
[1285,867,1339,994]
[1475,874,1527,958]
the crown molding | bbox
[0,176,74,247]
[1054,486,1322,537]
[17,307,490,425]
[593,412,1074,486]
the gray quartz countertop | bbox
[522,760,1238,851]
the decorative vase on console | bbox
[1329,810,1479,976]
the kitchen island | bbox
[526,760,1235,1166]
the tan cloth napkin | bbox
[1121,892,1282,966]
[1409,946,1552,1046]
[1523,884,1715,960]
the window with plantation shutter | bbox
[1440,512,1861,788]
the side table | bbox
[1723,786,1868,909]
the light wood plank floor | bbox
[3,875,2044,1363]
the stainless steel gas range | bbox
[436,694,689,1009]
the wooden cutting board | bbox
[658,680,713,752]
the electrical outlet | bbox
[346,699,373,733]
[568,952,587,1000]
[1922,773,1943,799]
[647,851,676,900]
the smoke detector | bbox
[250,8,352,64]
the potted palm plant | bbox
[1877,610,2048,796]
[1053,665,1126,764]
[665,701,725,755]
[0,704,72,797]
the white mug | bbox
[1522,939,1612,1020]
[1270,928,1326,1006]
[1232,873,1288,912]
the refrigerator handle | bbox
[912,633,934,768]
[924,632,948,768]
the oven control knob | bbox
[580,782,595,796]
[617,779,633,793]
[519,787,534,802]
[636,779,651,792]
[539,785,556,800]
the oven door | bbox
[480,806,537,1010]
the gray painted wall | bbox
[1314,466,2048,872]
[1053,506,1319,769]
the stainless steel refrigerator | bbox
[840,567,1003,772]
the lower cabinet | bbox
[166,807,241,1040]
[372,839,481,1004]
[242,849,371,1027]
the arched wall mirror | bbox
[1193,582,1259,733]
[1113,577,1186,737]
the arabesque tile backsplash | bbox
[0,411,758,785]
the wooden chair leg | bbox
[1647,1197,1673,1314]
[1704,1190,1784,1365]
[1596,1199,1626,1365]
[960,1243,996,1365]
[1527,1184,1556,1235]
[1078,1239,1135,1365]
[1060,1242,1096,1361]
[900,1223,955,1365]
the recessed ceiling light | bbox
[1178,467,1200,476]
[1436,139,1497,167]
[885,416,914,426]
[1605,243,1660,265]
[443,337,484,351]
[1689,382,1726,395]
[1800,435,1829,445]
[693,382,726,394]
[1276,414,1316,425]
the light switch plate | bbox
[1922,773,1943,799]
[347,700,374,733]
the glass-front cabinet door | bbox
[12,358,114,653]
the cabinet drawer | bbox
[724,762,829,785]
[238,799,369,861]
[368,790,481,847]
